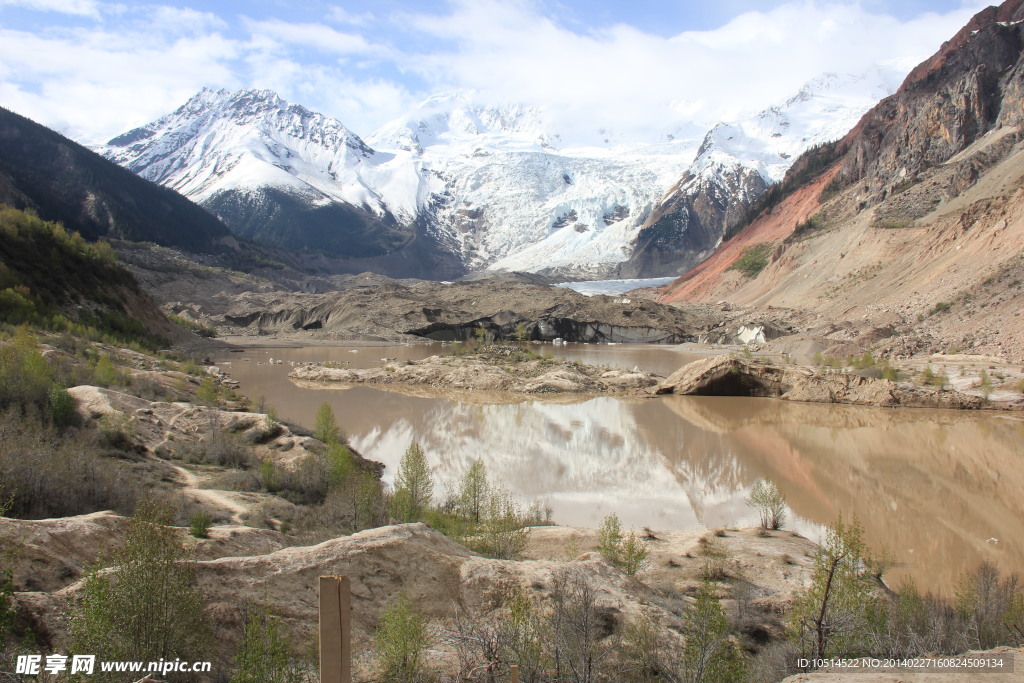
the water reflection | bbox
[213,345,1024,593]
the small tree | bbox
[954,561,1024,649]
[745,479,787,530]
[506,587,546,679]
[314,402,343,444]
[47,381,76,427]
[789,516,882,661]
[375,592,429,682]
[476,488,529,560]
[597,513,624,565]
[619,532,649,576]
[547,569,617,681]
[680,582,747,682]
[326,441,354,486]
[391,441,434,523]
[71,499,210,678]
[189,510,212,539]
[514,321,530,343]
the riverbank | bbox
[284,343,1020,411]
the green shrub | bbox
[196,377,219,405]
[818,177,844,203]
[979,370,994,398]
[598,513,623,564]
[93,353,121,387]
[0,327,52,407]
[375,592,429,682]
[168,313,218,338]
[189,510,212,538]
[598,513,649,575]
[47,382,76,427]
[918,365,948,388]
[729,243,773,278]
[230,603,312,683]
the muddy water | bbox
[211,343,1024,593]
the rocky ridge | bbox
[657,0,1024,363]
[163,274,711,344]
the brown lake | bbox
[211,342,1024,593]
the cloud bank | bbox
[0,0,989,144]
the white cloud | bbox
[398,0,984,142]
[150,6,227,35]
[326,6,374,27]
[0,0,102,18]
[243,18,390,57]
[0,0,991,145]
[0,26,238,141]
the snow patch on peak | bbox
[692,65,902,186]
[368,91,550,155]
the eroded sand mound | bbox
[290,354,662,396]
[11,520,818,674]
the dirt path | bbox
[170,463,249,524]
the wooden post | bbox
[319,575,352,683]
[510,664,520,683]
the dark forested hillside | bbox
[0,107,230,253]
[0,206,171,344]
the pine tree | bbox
[314,402,342,444]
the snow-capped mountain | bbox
[622,68,905,277]
[95,70,902,278]
[103,88,383,213]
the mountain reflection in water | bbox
[215,344,1024,593]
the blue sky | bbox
[0,0,990,143]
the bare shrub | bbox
[0,407,141,518]
[546,569,619,681]
[746,480,787,530]
[447,587,547,682]
[699,536,731,581]
[749,640,802,682]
